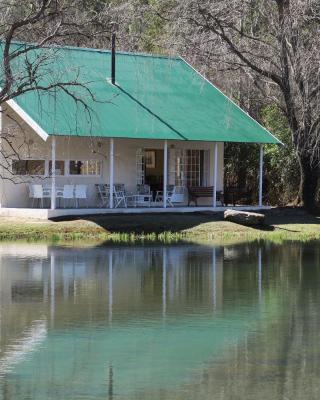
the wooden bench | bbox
[188,186,224,206]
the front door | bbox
[145,149,164,194]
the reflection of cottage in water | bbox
[0,243,270,320]
[0,243,271,399]
[0,244,225,318]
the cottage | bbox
[0,42,280,219]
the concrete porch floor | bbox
[0,206,271,220]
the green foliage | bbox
[224,104,299,206]
[139,1,165,52]
[127,0,173,53]
[224,142,260,204]
[261,105,299,205]
[100,0,174,53]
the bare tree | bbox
[0,0,113,180]
[0,0,112,104]
[169,0,320,211]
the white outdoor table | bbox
[128,194,152,207]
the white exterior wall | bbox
[0,105,225,208]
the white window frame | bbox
[136,148,145,185]
[67,159,103,177]
[48,160,66,176]
[174,149,210,187]
[11,158,47,177]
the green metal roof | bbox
[1,43,280,143]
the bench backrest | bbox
[188,186,214,196]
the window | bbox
[175,150,209,187]
[49,160,65,176]
[174,149,185,186]
[12,160,45,176]
[186,150,201,187]
[136,149,145,185]
[69,160,101,176]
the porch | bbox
[0,105,265,218]
[0,205,271,220]
[0,134,265,216]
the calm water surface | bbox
[0,241,319,399]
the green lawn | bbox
[0,208,319,243]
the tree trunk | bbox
[299,156,319,212]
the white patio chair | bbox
[55,186,64,208]
[96,184,109,207]
[62,185,75,208]
[168,186,185,207]
[113,184,127,208]
[28,184,34,206]
[31,184,44,208]
[75,184,87,208]
[155,185,185,207]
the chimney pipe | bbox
[111,33,116,85]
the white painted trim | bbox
[10,157,47,177]
[12,158,103,178]
[213,142,218,208]
[259,144,264,207]
[67,159,102,177]
[179,56,283,146]
[65,158,70,176]
[51,136,56,210]
[6,99,49,141]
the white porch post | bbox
[109,138,114,209]
[259,144,264,207]
[213,142,218,208]
[163,140,168,208]
[51,136,56,210]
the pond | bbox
[0,241,319,399]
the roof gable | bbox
[0,43,280,144]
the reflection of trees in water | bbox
[0,243,306,332]
[137,244,320,400]
[0,242,319,400]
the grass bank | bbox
[0,207,319,244]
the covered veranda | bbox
[0,101,269,219]
[0,132,268,220]
[45,136,265,213]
